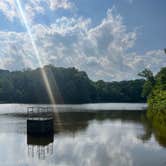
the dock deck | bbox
[27,107,54,120]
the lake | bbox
[0,103,166,166]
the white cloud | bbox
[0,0,73,23]
[0,9,166,81]
[0,0,18,21]
[47,0,73,10]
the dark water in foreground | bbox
[0,103,165,166]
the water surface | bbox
[0,103,165,166]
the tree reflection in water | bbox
[26,110,166,161]
[135,111,166,148]
[53,111,166,149]
[151,110,166,147]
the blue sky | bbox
[0,0,166,81]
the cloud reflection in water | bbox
[0,118,166,166]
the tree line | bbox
[139,67,166,141]
[0,65,146,104]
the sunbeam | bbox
[15,0,62,129]
[15,0,55,105]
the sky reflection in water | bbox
[0,105,165,166]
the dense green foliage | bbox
[94,79,145,102]
[141,67,166,140]
[138,69,155,97]
[0,65,145,104]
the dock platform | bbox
[27,107,54,135]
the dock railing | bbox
[27,107,54,120]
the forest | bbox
[0,65,146,104]
[139,67,166,140]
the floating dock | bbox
[27,107,54,135]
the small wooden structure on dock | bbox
[27,107,54,135]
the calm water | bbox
[0,103,166,166]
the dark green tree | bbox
[0,65,145,104]
[138,68,155,97]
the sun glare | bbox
[15,0,62,129]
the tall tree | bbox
[138,69,155,97]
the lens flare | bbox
[15,0,62,129]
